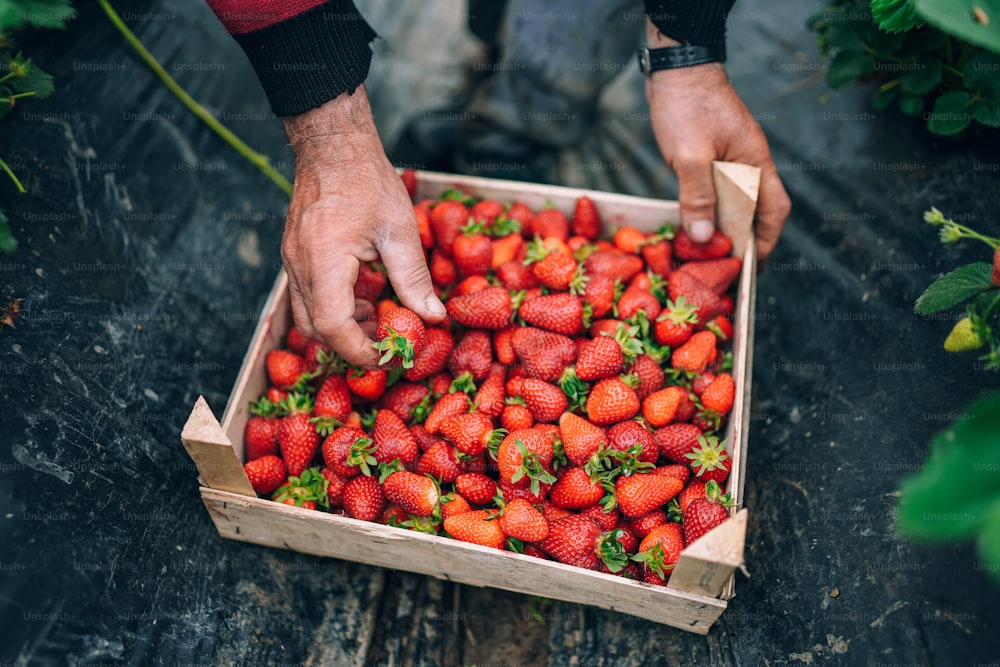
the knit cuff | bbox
[643,0,736,52]
[233,0,377,117]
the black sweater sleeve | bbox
[643,0,737,51]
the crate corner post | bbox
[181,395,257,497]
[666,508,749,600]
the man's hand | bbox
[644,25,791,260]
[281,86,445,366]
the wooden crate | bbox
[181,162,760,634]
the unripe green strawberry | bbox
[944,316,985,352]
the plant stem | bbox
[0,156,26,193]
[96,0,292,197]
[877,78,901,93]
[0,72,14,85]
[0,91,38,107]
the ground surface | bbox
[2,0,1000,666]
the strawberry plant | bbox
[0,0,76,252]
[807,0,1000,135]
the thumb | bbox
[379,230,446,324]
[675,158,717,243]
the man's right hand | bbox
[281,87,445,367]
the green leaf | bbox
[1,56,54,98]
[824,22,868,51]
[972,96,1000,126]
[926,90,973,134]
[826,50,874,89]
[0,0,76,31]
[913,0,1000,55]
[0,208,16,253]
[899,91,926,115]
[900,56,943,94]
[898,394,1000,542]
[915,262,994,313]
[963,52,1000,92]
[977,501,1000,584]
[872,85,900,110]
[872,0,927,33]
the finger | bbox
[674,157,718,243]
[313,304,380,367]
[378,221,446,323]
[285,268,316,341]
[354,298,376,326]
[754,165,791,262]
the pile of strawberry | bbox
[241,170,742,585]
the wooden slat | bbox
[201,488,727,634]
[668,509,749,599]
[181,396,256,497]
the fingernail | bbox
[426,296,447,320]
[690,219,714,243]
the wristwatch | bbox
[636,44,725,76]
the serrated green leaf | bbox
[1,58,54,98]
[0,208,16,253]
[898,394,1000,541]
[899,91,926,115]
[927,90,973,134]
[915,262,994,313]
[914,0,1000,55]
[900,56,943,94]
[827,50,874,88]
[872,0,927,33]
[0,0,76,31]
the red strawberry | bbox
[549,466,605,510]
[448,330,493,382]
[571,196,601,240]
[655,297,699,347]
[615,473,683,518]
[355,261,388,303]
[683,481,733,544]
[629,509,667,538]
[415,205,434,249]
[441,412,497,456]
[678,480,708,513]
[474,368,506,419]
[314,375,352,423]
[417,440,465,483]
[497,260,541,290]
[444,510,506,549]
[584,250,644,282]
[286,326,310,355]
[491,232,524,268]
[507,201,535,235]
[382,470,439,517]
[678,257,742,295]
[531,207,570,241]
[519,293,584,336]
[347,368,387,402]
[406,327,454,381]
[278,413,321,476]
[320,466,348,507]
[618,286,661,322]
[265,349,306,389]
[634,522,684,580]
[626,354,665,401]
[673,228,733,260]
[410,424,438,451]
[439,492,473,518]
[641,386,686,427]
[532,251,578,291]
[652,464,691,484]
[701,372,735,414]
[537,501,573,522]
[322,425,377,477]
[424,390,471,435]
[430,249,458,287]
[493,326,518,365]
[589,318,622,339]
[266,387,288,404]
[559,412,606,466]
[453,229,493,277]
[496,429,556,494]
[686,435,731,484]
[400,168,418,199]
[579,505,620,532]
[613,226,647,254]
[585,376,640,426]
[446,286,513,330]
[381,382,430,424]
[655,423,704,464]
[641,238,672,277]
[576,335,624,381]
[512,327,577,382]
[428,372,455,397]
[456,472,499,505]
[706,314,734,341]
[244,454,287,495]
[342,474,387,521]
[606,420,658,464]
[667,271,724,323]
[541,515,627,572]
[521,378,569,423]
[501,403,534,431]
[499,497,550,542]
[671,330,717,373]
[245,398,281,461]
[375,307,426,369]
[373,409,419,466]
[272,467,329,510]
[430,199,470,258]
[471,199,505,225]
[691,371,716,397]
[581,274,617,319]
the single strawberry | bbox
[322,425,377,477]
[589,318,622,339]
[400,168,417,199]
[701,372,735,414]
[580,274,617,319]
[452,275,491,297]
[265,349,306,390]
[501,403,534,431]
[313,375,352,428]
[521,378,569,423]
[678,257,742,295]
[497,260,541,290]
[278,413,322,476]
[430,249,458,287]
[439,492,473,518]
[286,326,310,355]
[441,412,498,456]
[382,470,439,517]
[381,382,430,424]
[454,471,498,505]
[606,420,658,464]
[519,293,585,336]
[405,327,454,382]
[652,464,691,484]
[615,473,683,517]
[430,199,470,258]
[471,198,505,225]
[347,368,388,402]
[642,386,687,427]
[498,497,550,542]
[626,354,665,401]
[583,250,644,282]
[373,409,419,466]
[691,371,716,397]
[474,368,506,419]
[673,228,733,261]
[272,467,329,510]
[512,327,577,382]
[506,201,535,235]
[448,330,493,382]
[244,454,287,495]
[641,238,672,277]
[496,429,557,494]
[531,207,570,241]
[493,326,518,365]
[586,376,640,426]
[571,196,601,240]
[245,398,281,461]
[414,204,434,249]
[532,250,578,291]
[453,228,493,277]
[686,435,731,484]
[633,522,684,580]
[579,505,620,532]
[671,330,717,373]
[706,314,735,341]
[446,286,513,330]
[576,335,624,381]
[549,466,605,510]
[416,440,465,483]
[537,501,573,522]
[320,466,348,507]
[558,412,606,466]
[541,515,627,572]
[342,474,387,521]
[266,387,288,404]
[629,509,667,538]
[424,389,471,435]
[678,480,707,513]
[491,232,524,269]
[444,510,506,549]
[667,271,724,323]
[655,423,704,464]
[375,307,426,369]
[613,226,647,254]
[355,261,388,303]
[303,340,335,376]
[683,480,733,544]
[428,372,455,397]
[655,297,699,347]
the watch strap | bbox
[636,44,725,75]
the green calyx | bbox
[374,326,417,369]
[686,435,729,477]
[250,396,281,418]
[559,367,590,413]
[522,236,554,265]
[631,543,670,579]
[346,436,378,477]
[512,439,557,496]
[612,322,645,364]
[271,467,330,510]
[597,530,629,573]
[450,372,477,395]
